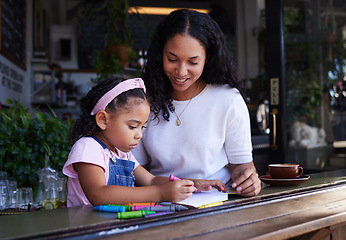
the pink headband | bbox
[90,78,146,115]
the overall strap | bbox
[91,136,107,149]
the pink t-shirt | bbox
[63,137,139,207]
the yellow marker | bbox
[198,201,224,209]
[227,190,238,195]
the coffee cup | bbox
[268,163,303,179]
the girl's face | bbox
[100,98,150,153]
[163,34,206,100]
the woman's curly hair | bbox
[142,9,244,121]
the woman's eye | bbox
[129,126,136,130]
[189,62,198,65]
[168,58,177,62]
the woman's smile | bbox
[173,76,189,84]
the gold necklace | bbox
[173,81,201,126]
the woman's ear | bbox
[95,110,108,130]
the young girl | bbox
[63,77,226,207]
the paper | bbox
[177,189,229,208]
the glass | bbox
[7,180,18,209]
[57,178,67,203]
[36,167,67,210]
[42,178,67,210]
[282,0,345,170]
[17,187,33,210]
[0,181,9,210]
[0,171,7,181]
[42,181,58,210]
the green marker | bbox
[117,210,156,219]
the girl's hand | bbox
[192,179,227,192]
[159,180,195,202]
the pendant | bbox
[108,149,117,164]
[109,153,117,164]
[110,156,117,164]
[176,119,181,126]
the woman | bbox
[132,9,261,196]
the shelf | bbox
[31,70,57,105]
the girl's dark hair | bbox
[143,9,244,121]
[68,77,147,144]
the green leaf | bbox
[0,99,73,192]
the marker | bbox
[227,190,238,195]
[131,205,165,211]
[159,202,195,209]
[169,175,198,192]
[94,205,126,212]
[116,210,156,219]
[138,205,189,212]
[198,201,224,209]
[158,202,172,205]
[107,204,133,211]
[124,202,156,206]
[107,204,182,211]
[144,211,174,218]
[169,175,181,181]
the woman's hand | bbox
[229,162,261,197]
[191,179,227,192]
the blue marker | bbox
[94,205,126,213]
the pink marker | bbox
[169,175,181,181]
[169,175,197,192]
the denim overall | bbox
[92,137,135,187]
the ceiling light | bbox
[129,6,210,15]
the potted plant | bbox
[0,99,73,193]
[81,0,137,83]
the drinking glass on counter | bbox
[7,180,18,209]
[42,177,67,210]
[0,180,9,210]
[17,187,33,210]
[0,171,7,181]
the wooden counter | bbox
[2,170,346,239]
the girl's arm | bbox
[135,166,227,193]
[74,163,194,206]
[134,165,170,186]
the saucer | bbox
[259,175,310,186]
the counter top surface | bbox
[2,169,346,239]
